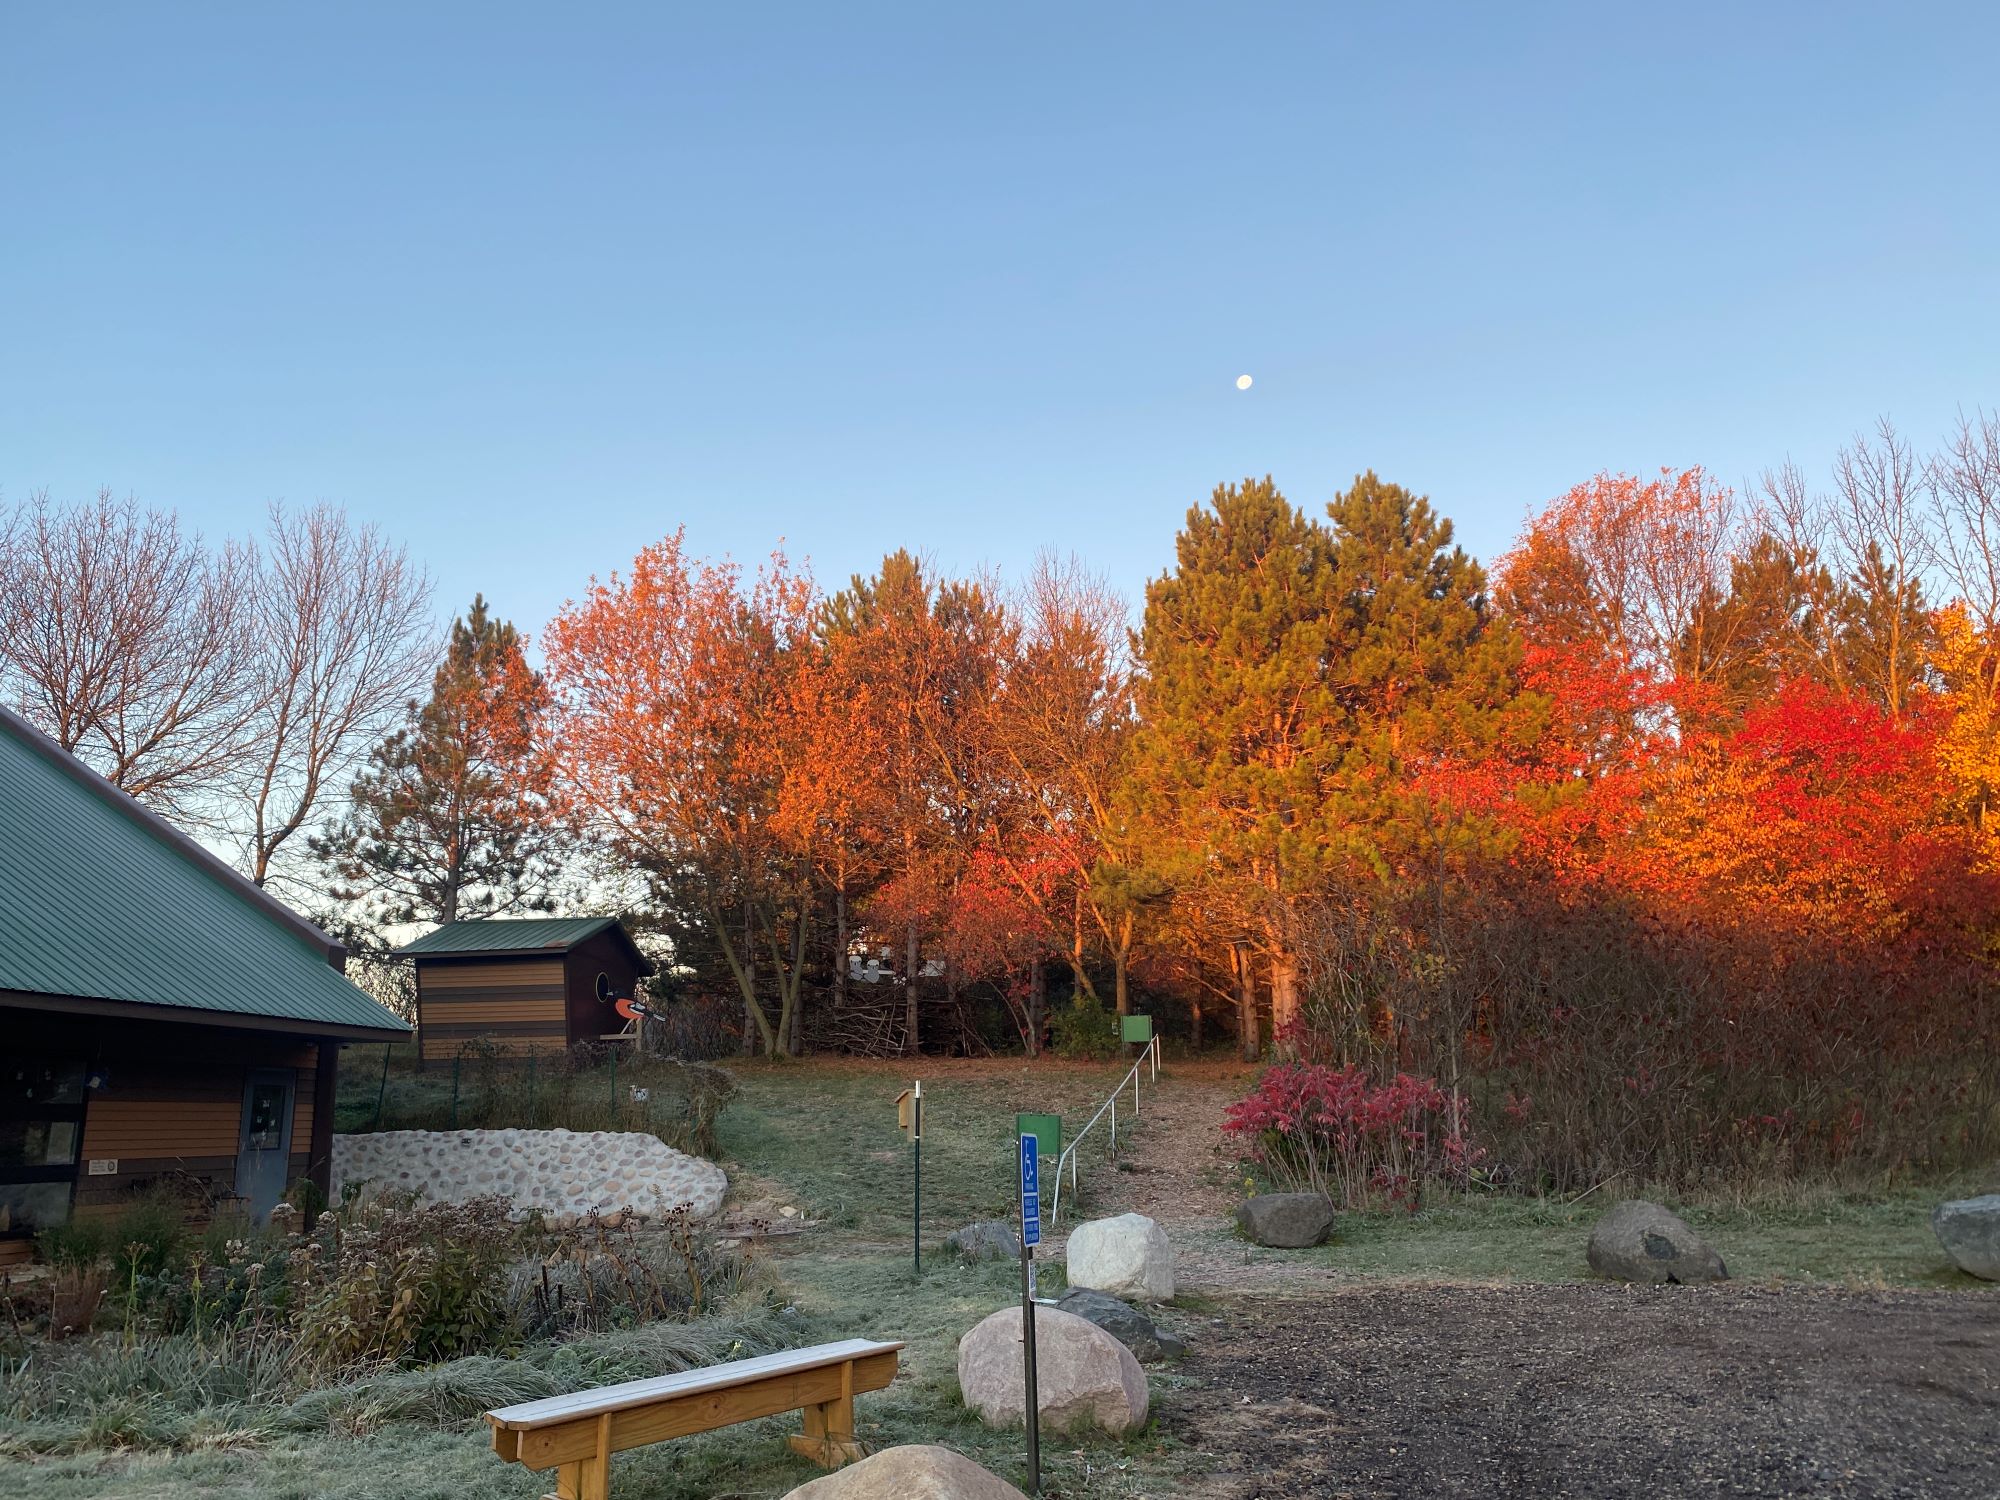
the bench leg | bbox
[786,1361,863,1467]
[547,1413,613,1500]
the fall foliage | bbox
[12,411,2000,1184]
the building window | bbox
[245,1082,286,1150]
[0,1057,85,1237]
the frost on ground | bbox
[330,1128,728,1223]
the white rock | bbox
[1065,1213,1174,1302]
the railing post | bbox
[1110,1098,1116,1156]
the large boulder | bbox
[1586,1200,1727,1284]
[1055,1287,1185,1362]
[1065,1212,1175,1302]
[781,1445,1027,1500]
[1933,1194,2000,1280]
[1237,1192,1336,1248]
[957,1305,1149,1435]
[946,1220,1022,1262]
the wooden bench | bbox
[486,1338,904,1499]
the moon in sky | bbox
[1235,374,1253,390]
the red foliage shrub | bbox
[1224,1061,1481,1210]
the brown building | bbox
[396,917,656,1065]
[0,707,410,1265]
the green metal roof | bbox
[0,707,410,1037]
[396,916,652,972]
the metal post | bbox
[1134,1063,1141,1117]
[912,1081,923,1278]
[609,1047,618,1125]
[372,1042,391,1129]
[451,1055,461,1129]
[1021,1243,1040,1494]
[1018,1130,1042,1496]
[1109,1098,1117,1155]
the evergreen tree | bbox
[1129,477,1340,1046]
[1130,474,1525,1047]
[1317,470,1528,871]
[316,595,561,926]
[1694,534,1850,720]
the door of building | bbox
[234,1068,295,1225]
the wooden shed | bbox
[0,706,410,1263]
[395,917,656,1065]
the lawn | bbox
[5,1051,1994,1500]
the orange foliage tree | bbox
[543,531,818,1057]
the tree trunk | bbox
[786,899,808,1057]
[1027,961,1045,1058]
[832,881,849,1011]
[904,919,921,1055]
[1270,948,1300,1049]
[740,895,758,1058]
[1233,942,1260,1063]
[1114,944,1133,1060]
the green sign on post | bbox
[1120,1014,1154,1045]
[1015,1112,1062,1161]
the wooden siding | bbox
[422,959,568,989]
[4,1011,343,1252]
[416,956,566,1063]
[69,1039,317,1220]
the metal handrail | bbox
[1048,1034,1161,1223]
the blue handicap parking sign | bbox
[1019,1133,1041,1247]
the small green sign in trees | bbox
[1120,1014,1154,1045]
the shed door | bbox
[234,1068,295,1225]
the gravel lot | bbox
[1165,1283,2000,1499]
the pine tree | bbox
[1129,477,1340,1047]
[1316,470,1527,872]
[316,595,561,926]
[1130,474,1526,1048]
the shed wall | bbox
[415,956,567,1063]
[562,930,651,1046]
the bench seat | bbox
[487,1337,904,1499]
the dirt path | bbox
[1166,1282,2000,1499]
[1101,1062,1245,1227]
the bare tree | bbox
[238,503,435,889]
[0,490,263,818]
[1932,409,2000,634]
[1829,419,1935,720]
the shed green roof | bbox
[396,917,654,973]
[0,706,409,1038]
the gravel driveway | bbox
[1165,1283,2000,1499]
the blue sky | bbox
[4,4,1995,637]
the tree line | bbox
[8,414,2000,1182]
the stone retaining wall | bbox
[330,1128,727,1224]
